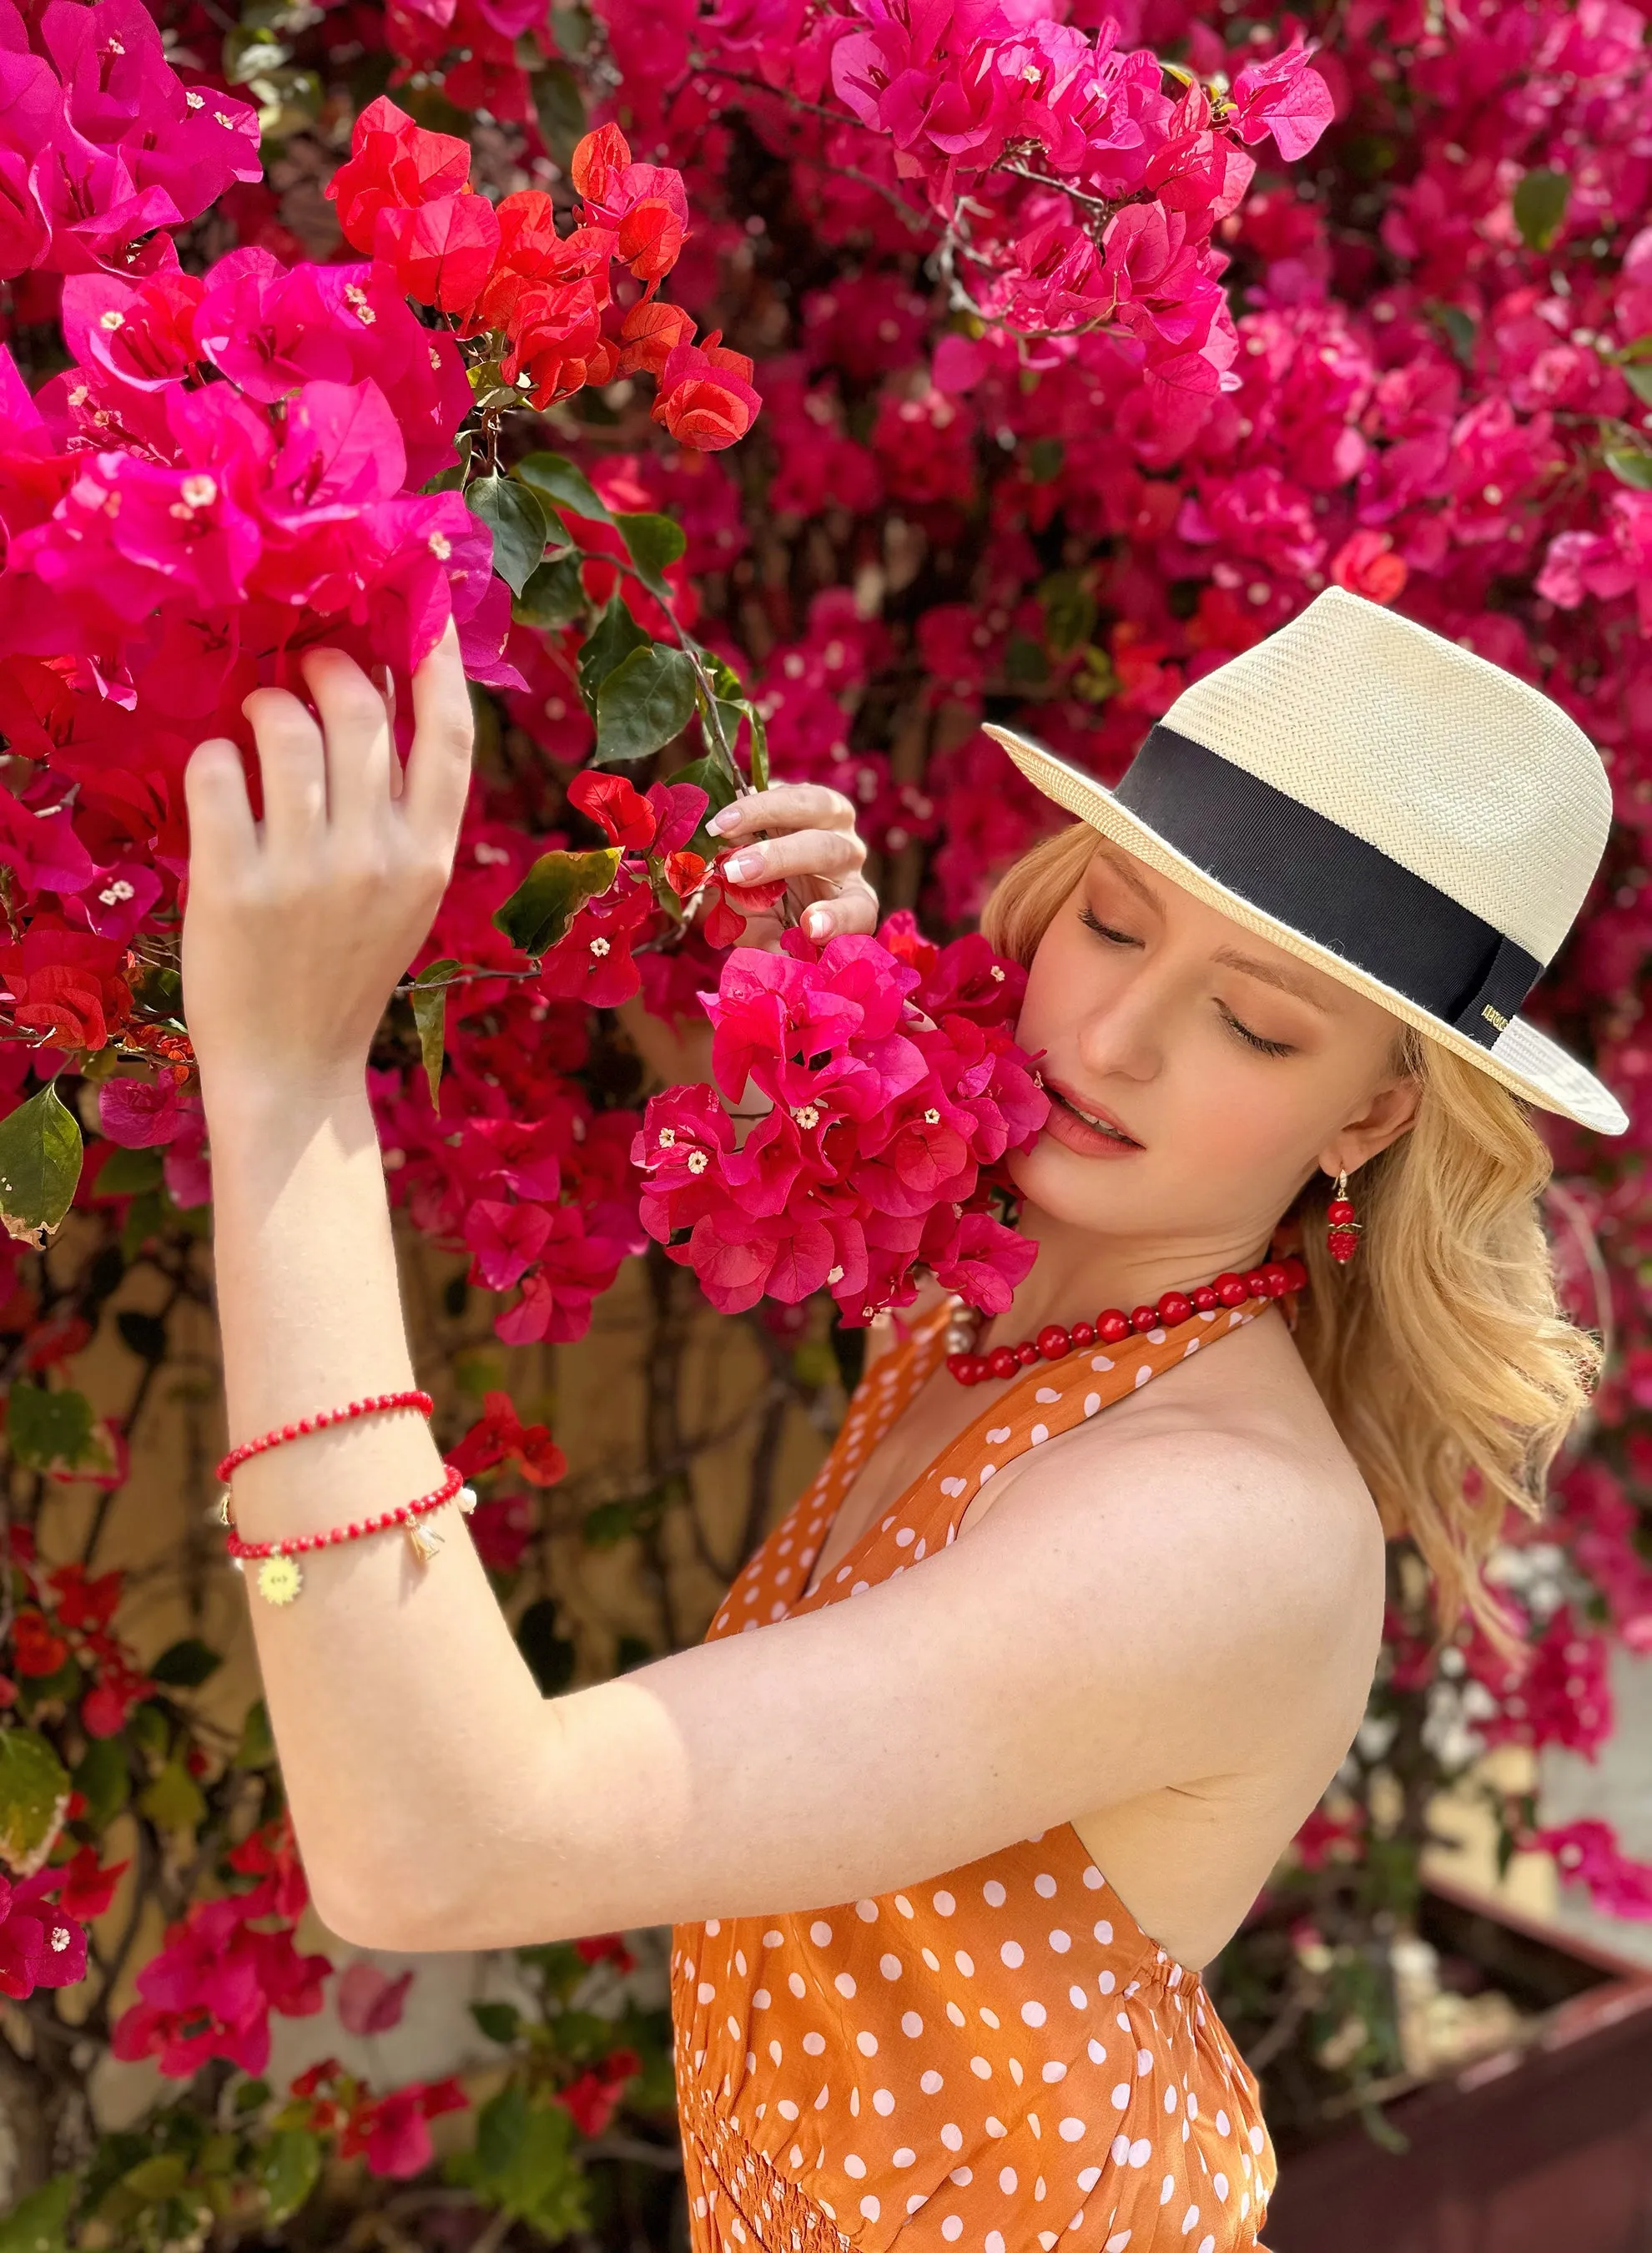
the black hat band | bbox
[1111,724,1542,1051]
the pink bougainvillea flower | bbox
[0,1868,87,1998]
[336,1958,416,2037]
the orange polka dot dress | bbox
[671,1291,1281,2253]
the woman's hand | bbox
[180,624,474,1106]
[705,779,879,948]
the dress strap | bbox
[788,1294,1272,1615]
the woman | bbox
[180,585,1624,2253]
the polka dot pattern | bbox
[672,1297,1278,2251]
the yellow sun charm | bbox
[256,1555,302,1605]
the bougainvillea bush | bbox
[2,0,1651,2240]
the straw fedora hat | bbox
[983,586,1627,1136]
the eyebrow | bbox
[1210,943,1338,1012]
[1089,846,1339,1013]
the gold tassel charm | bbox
[406,1520,443,1564]
[215,1490,234,1527]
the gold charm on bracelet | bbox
[407,1521,442,1564]
[215,1490,234,1527]
[256,1555,302,1605]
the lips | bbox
[1041,1078,1145,1154]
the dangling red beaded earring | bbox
[1326,1167,1362,1264]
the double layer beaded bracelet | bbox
[215,1388,474,1605]
[226,1464,476,1606]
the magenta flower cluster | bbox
[633,914,1049,1321]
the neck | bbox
[976,1202,1282,1349]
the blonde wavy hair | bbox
[981,823,1604,1663]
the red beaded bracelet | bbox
[215,1389,435,1487]
[227,1463,475,1606]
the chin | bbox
[1005,1138,1156,1230]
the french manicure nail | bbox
[706,808,735,834]
[805,909,831,938]
[724,849,762,880]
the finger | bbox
[798,878,879,945]
[706,781,858,840]
[241,683,325,859]
[377,666,405,802]
[401,617,474,851]
[300,645,393,832]
[182,736,257,875]
[717,825,865,889]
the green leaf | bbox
[410,958,459,1110]
[149,1638,223,1690]
[0,1727,71,1873]
[576,594,649,716]
[614,512,686,600]
[116,1308,168,1363]
[517,451,615,527]
[0,2173,76,2253]
[1038,570,1098,658]
[122,2155,191,2204]
[492,848,621,959]
[1513,167,1570,252]
[1604,446,1652,490]
[515,552,587,631]
[471,1999,523,2045]
[531,58,587,172]
[466,475,551,597]
[0,1081,83,1243]
[515,1597,577,1695]
[1004,633,1050,688]
[259,2128,322,2224]
[137,1757,207,1836]
[73,1736,129,1829]
[96,1144,164,1197]
[746,702,769,792]
[582,1499,635,1547]
[447,2084,585,2228]
[233,1696,276,1770]
[1623,363,1652,408]
[593,643,698,765]
[665,756,738,859]
[1025,436,1065,484]
[7,1382,96,1474]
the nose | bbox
[1071,962,1168,1085]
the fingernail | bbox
[723,849,762,880]
[805,908,831,940]
[706,808,736,834]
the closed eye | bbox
[1078,905,1139,948]
[1218,1008,1297,1059]
[1079,905,1297,1059]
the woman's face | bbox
[1009,839,1421,1253]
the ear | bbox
[1319,1066,1423,1178]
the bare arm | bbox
[183,633,1352,1955]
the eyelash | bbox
[1077,905,1297,1058]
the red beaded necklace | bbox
[944,1252,1310,1386]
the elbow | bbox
[307,1867,455,1955]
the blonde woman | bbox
[181,586,1623,2252]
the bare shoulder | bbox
[968,1311,1388,1698]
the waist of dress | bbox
[680,2079,852,2253]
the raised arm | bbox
[182,633,1356,1956]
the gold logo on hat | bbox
[1481,1004,1508,1031]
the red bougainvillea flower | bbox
[554,2047,642,2138]
[653,338,763,451]
[341,2075,471,2178]
[635,918,1046,1321]
[447,1388,567,1486]
[0,1868,87,1999]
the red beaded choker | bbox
[944,1253,1310,1386]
